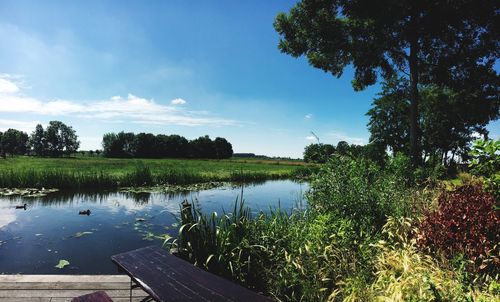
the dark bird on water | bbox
[79,209,91,216]
[15,204,27,210]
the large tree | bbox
[274,0,499,164]
[214,137,233,159]
[45,121,80,157]
[0,131,3,158]
[368,79,499,164]
[30,124,46,156]
[1,128,28,156]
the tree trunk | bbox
[409,15,421,166]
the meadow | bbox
[0,156,313,189]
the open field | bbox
[0,156,312,189]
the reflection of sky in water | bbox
[0,180,307,274]
[0,209,16,229]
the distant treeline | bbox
[0,121,79,158]
[304,141,385,164]
[102,132,233,159]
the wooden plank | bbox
[112,246,272,302]
[0,289,147,298]
[0,275,128,283]
[0,298,51,302]
[0,282,131,290]
[51,298,147,302]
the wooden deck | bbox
[0,275,148,302]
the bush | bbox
[308,155,414,232]
[469,139,500,199]
[417,185,499,276]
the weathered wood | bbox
[0,289,146,298]
[0,282,130,290]
[0,298,51,302]
[0,275,128,283]
[112,245,272,302]
[0,275,148,301]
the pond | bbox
[0,180,308,274]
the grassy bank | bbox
[171,155,500,301]
[0,156,314,189]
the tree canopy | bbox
[43,121,80,157]
[102,132,233,159]
[0,129,28,157]
[368,79,499,164]
[275,0,499,164]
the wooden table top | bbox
[111,245,272,302]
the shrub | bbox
[469,139,500,199]
[367,242,468,301]
[308,155,414,232]
[417,185,499,276]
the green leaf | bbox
[55,259,70,269]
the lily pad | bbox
[55,259,70,269]
[142,232,155,241]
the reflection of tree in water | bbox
[0,189,195,207]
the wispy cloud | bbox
[0,75,236,127]
[170,98,186,105]
[0,78,19,94]
[305,135,316,141]
[0,119,40,132]
[327,131,366,145]
[304,113,313,119]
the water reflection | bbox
[0,180,308,274]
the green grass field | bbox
[0,156,312,189]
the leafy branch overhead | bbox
[274,0,499,164]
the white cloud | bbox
[305,136,316,141]
[304,113,313,119]
[0,80,236,127]
[171,98,187,105]
[0,119,40,133]
[0,209,16,229]
[0,78,19,94]
[328,131,366,145]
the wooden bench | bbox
[111,246,272,302]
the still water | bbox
[0,180,308,274]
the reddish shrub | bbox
[418,185,499,274]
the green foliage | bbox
[30,124,46,156]
[367,238,468,301]
[0,156,302,189]
[303,142,387,165]
[275,0,499,165]
[54,259,70,269]
[44,121,80,156]
[102,132,233,159]
[167,153,498,301]
[308,155,414,230]
[469,139,500,198]
[0,128,29,156]
[303,143,335,163]
[368,81,498,166]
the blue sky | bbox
[0,1,498,158]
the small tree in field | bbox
[45,121,80,157]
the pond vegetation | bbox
[172,151,499,301]
[0,157,313,190]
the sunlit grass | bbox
[0,156,309,189]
